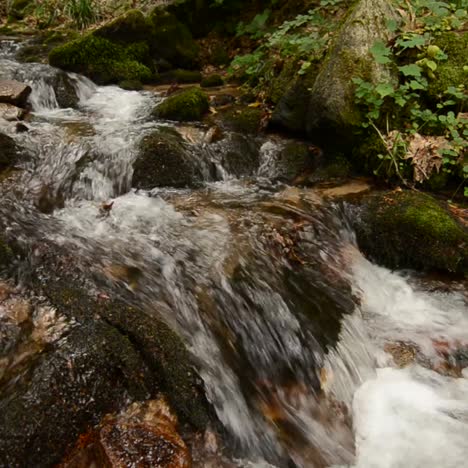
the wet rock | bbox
[356,190,468,273]
[153,88,209,122]
[133,127,205,189]
[0,102,26,121]
[15,122,29,133]
[96,399,191,468]
[211,133,260,178]
[53,71,80,108]
[318,179,371,199]
[266,141,317,183]
[0,320,154,468]
[305,0,399,141]
[0,79,31,107]
[0,132,19,170]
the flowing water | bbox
[1,40,467,468]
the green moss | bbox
[49,35,152,84]
[93,9,151,45]
[357,190,468,273]
[157,69,202,84]
[148,7,199,69]
[200,74,224,88]
[119,79,143,91]
[428,32,468,99]
[153,87,209,121]
[222,107,263,134]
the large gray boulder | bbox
[305,0,398,139]
[0,80,31,107]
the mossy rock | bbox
[200,74,224,88]
[274,141,316,182]
[133,127,203,188]
[153,87,209,121]
[49,35,152,85]
[148,7,199,69]
[356,190,468,273]
[156,69,202,84]
[119,79,143,91]
[93,9,152,45]
[428,32,468,100]
[305,0,399,142]
[221,107,262,134]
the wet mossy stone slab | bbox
[356,190,468,273]
[153,87,209,122]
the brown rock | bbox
[0,103,26,121]
[0,80,32,107]
[97,399,191,468]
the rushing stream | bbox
[1,39,467,468]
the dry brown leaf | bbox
[404,133,448,183]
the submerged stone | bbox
[356,190,468,273]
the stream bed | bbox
[0,38,467,468]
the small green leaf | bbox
[426,60,437,71]
[370,41,392,64]
[399,64,422,77]
[375,82,394,97]
[409,80,425,90]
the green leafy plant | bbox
[65,0,97,29]
[353,0,467,193]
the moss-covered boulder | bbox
[133,128,203,188]
[220,107,263,134]
[356,190,468,273]
[428,32,468,99]
[93,9,151,45]
[148,7,200,69]
[305,0,399,141]
[49,35,152,85]
[201,74,224,88]
[153,87,209,121]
